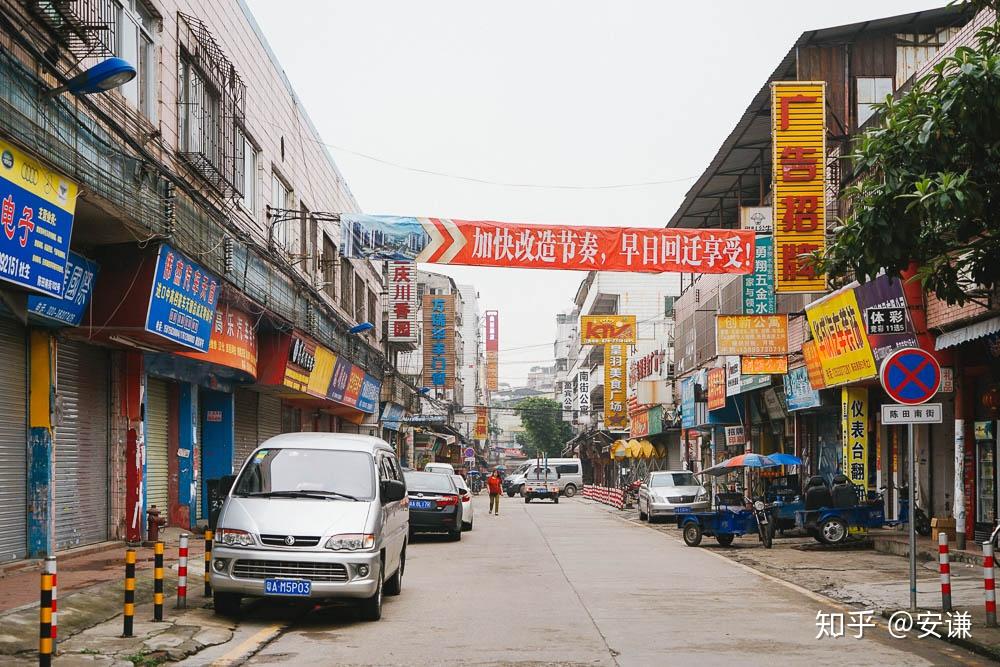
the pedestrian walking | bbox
[487,469,503,515]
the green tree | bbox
[821,10,1000,305]
[516,397,573,458]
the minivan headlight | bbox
[215,528,256,547]
[325,534,375,551]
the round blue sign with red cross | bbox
[879,347,941,406]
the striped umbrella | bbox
[700,453,780,477]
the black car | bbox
[404,471,464,541]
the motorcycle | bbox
[868,485,931,536]
[750,497,774,548]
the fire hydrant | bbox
[147,505,167,542]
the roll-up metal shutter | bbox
[145,378,170,513]
[233,389,258,470]
[666,434,682,470]
[54,341,110,550]
[0,317,26,562]
[258,393,282,443]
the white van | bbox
[505,458,583,497]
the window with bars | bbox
[115,0,156,119]
[322,234,337,301]
[340,257,353,313]
[271,173,292,252]
[354,276,366,323]
[368,289,378,338]
[300,203,316,275]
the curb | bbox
[878,608,1000,663]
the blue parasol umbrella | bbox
[767,453,803,466]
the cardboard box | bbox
[932,517,957,543]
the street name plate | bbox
[881,402,943,424]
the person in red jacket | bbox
[486,469,503,515]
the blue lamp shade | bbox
[64,58,137,95]
[348,322,375,335]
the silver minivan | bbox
[209,433,408,621]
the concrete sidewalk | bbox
[0,528,222,664]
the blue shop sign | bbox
[357,374,381,414]
[0,138,78,297]
[380,402,406,431]
[681,377,696,429]
[784,366,821,411]
[27,251,98,326]
[145,244,220,352]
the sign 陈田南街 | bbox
[881,403,943,425]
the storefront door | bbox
[0,317,27,561]
[145,377,170,514]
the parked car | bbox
[637,470,710,522]
[424,462,456,475]
[209,433,408,622]
[504,458,583,497]
[451,474,474,530]
[404,471,464,541]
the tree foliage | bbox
[516,397,572,458]
[821,16,1000,305]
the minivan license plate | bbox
[264,578,311,596]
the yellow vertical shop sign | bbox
[805,284,878,387]
[771,81,826,293]
[603,343,629,430]
[841,386,869,490]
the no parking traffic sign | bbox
[879,347,941,406]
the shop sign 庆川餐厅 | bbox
[146,244,220,352]
[27,251,98,326]
[0,138,79,298]
[805,284,877,387]
[716,314,789,357]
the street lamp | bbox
[348,322,374,335]
[45,57,136,97]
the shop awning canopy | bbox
[935,316,1000,351]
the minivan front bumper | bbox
[209,545,381,599]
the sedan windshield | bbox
[651,473,698,487]
[233,448,375,501]
[405,471,456,493]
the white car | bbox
[425,462,456,475]
[638,470,710,522]
[451,475,474,531]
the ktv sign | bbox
[580,315,637,345]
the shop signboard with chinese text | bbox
[771,81,826,293]
[724,355,770,396]
[475,406,488,440]
[707,367,726,411]
[716,314,788,356]
[801,340,826,389]
[327,356,352,403]
[485,310,499,391]
[561,380,573,421]
[177,304,258,378]
[27,251,98,326]
[146,244,220,352]
[805,284,877,387]
[343,366,365,406]
[630,410,649,438]
[387,261,417,343]
[422,293,456,389]
[577,370,590,417]
[740,206,773,232]
[581,315,636,345]
[784,366,821,411]
[281,333,317,393]
[357,374,381,413]
[0,138,79,297]
[381,402,406,431]
[742,236,775,314]
[841,387,869,490]
[341,214,756,275]
[604,343,629,430]
[741,355,787,375]
[725,425,746,447]
[681,377,696,429]
[853,275,918,364]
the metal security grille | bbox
[0,317,26,562]
[258,393,282,443]
[233,389,258,470]
[145,378,170,514]
[54,340,109,551]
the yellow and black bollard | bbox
[153,541,164,622]
[204,529,213,597]
[39,572,53,667]
[123,548,136,637]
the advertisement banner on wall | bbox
[341,214,756,275]
[805,284,877,387]
[784,366,821,411]
[853,275,919,364]
[28,251,98,326]
[387,261,418,343]
[707,367,727,410]
[178,304,258,378]
[0,137,79,297]
[742,236,775,314]
[604,343,629,430]
[841,386,869,490]
[801,340,826,390]
[716,314,789,356]
[771,81,826,293]
[422,293,456,389]
[581,315,637,345]
[741,355,788,375]
[146,244,220,352]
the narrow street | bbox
[179,497,987,666]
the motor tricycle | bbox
[676,497,773,548]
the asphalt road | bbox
[184,496,989,667]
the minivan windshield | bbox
[233,448,375,501]
[650,472,698,487]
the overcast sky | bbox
[245,0,944,384]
